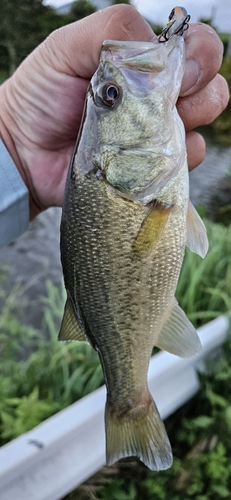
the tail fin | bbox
[105,393,172,471]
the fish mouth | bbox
[101,40,166,73]
[99,36,185,99]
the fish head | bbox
[90,37,185,139]
[75,37,187,204]
[99,37,185,102]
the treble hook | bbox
[158,6,190,43]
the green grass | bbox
[176,219,231,326]
[0,279,103,444]
[0,70,8,84]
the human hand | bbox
[178,22,229,170]
[0,5,229,218]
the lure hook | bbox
[158,7,190,43]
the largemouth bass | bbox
[59,7,208,471]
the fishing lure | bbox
[158,6,190,43]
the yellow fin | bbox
[105,391,172,471]
[186,201,208,258]
[132,203,172,258]
[59,295,87,342]
[156,298,201,358]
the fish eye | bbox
[101,83,121,107]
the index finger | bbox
[43,5,154,78]
[180,22,224,96]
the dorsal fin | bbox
[186,201,208,258]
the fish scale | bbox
[60,9,208,471]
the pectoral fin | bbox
[186,201,208,258]
[156,298,201,358]
[59,294,87,342]
[133,203,172,258]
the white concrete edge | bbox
[0,315,229,500]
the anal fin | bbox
[156,298,201,358]
[59,293,87,342]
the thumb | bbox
[40,5,154,78]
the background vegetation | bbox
[0,0,96,76]
[0,279,103,445]
[210,57,231,143]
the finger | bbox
[178,74,229,131]
[43,5,154,78]
[181,23,224,96]
[186,131,206,170]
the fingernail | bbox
[181,59,200,96]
